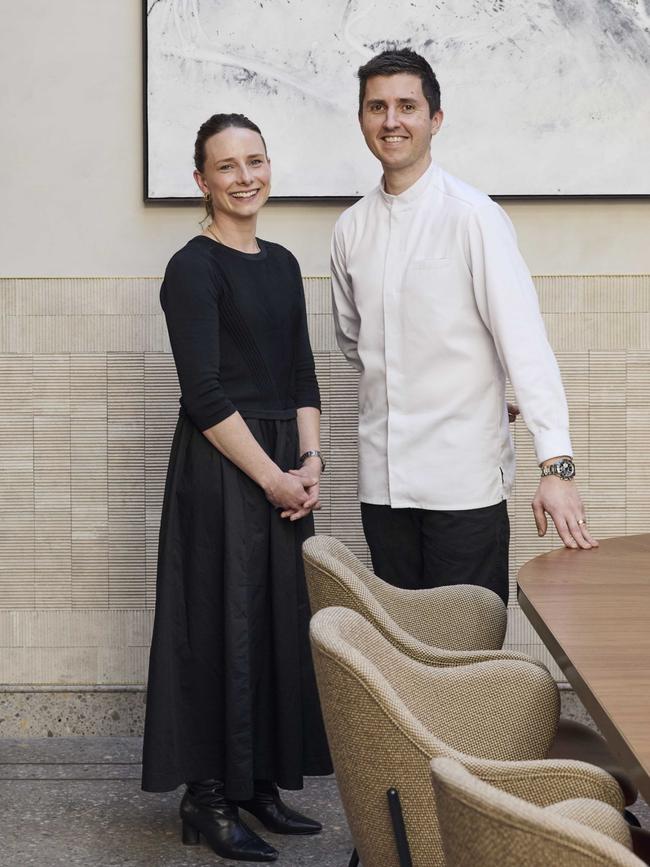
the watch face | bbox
[558,459,576,480]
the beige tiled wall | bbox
[1,276,649,684]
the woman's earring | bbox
[203,191,212,219]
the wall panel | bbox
[0,275,649,685]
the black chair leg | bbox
[387,787,413,867]
[348,849,359,867]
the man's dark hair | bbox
[357,48,441,117]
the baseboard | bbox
[0,684,595,738]
[0,685,146,737]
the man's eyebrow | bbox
[366,96,421,104]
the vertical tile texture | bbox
[0,275,648,683]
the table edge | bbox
[517,587,650,804]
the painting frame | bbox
[141,0,358,204]
[142,0,650,202]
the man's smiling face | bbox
[359,73,443,177]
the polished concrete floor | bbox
[0,737,352,867]
[1,735,648,866]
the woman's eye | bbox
[250,159,263,166]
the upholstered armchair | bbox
[309,605,625,867]
[303,535,637,807]
[303,534,514,657]
[430,756,644,866]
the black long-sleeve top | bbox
[161,235,320,431]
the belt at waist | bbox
[178,405,297,422]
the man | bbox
[330,48,597,602]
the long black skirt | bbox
[141,412,332,797]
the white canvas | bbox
[145,0,650,198]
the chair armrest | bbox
[546,799,633,849]
[465,756,625,812]
[402,640,549,671]
[304,551,544,669]
[303,535,508,652]
[392,656,560,762]
[374,581,507,651]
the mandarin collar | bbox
[378,160,439,208]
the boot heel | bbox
[182,820,200,845]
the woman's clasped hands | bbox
[263,460,322,521]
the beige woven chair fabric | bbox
[310,606,624,867]
[303,534,542,666]
[430,757,641,866]
[303,534,637,805]
[547,799,633,849]
[318,606,559,760]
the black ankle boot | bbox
[180,779,278,862]
[237,780,322,836]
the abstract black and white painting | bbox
[145,0,650,198]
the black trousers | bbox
[360,500,510,605]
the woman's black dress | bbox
[141,235,332,798]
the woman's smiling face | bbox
[194,126,271,219]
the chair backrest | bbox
[430,756,641,867]
[303,533,507,651]
[309,606,559,867]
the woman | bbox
[142,113,332,863]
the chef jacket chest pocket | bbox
[401,258,462,333]
[409,257,451,269]
[402,257,451,299]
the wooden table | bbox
[518,534,650,803]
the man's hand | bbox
[507,402,520,423]
[532,476,598,549]
[282,459,322,521]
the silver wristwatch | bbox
[540,457,576,481]
[299,450,326,473]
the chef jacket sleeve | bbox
[330,222,362,371]
[466,200,573,464]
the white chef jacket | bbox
[330,161,572,510]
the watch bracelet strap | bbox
[299,449,325,472]
[540,459,575,479]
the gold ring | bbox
[577,519,586,525]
